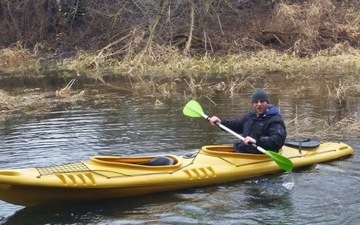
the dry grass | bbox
[0,90,16,111]
[286,113,360,139]
[0,86,87,122]
[1,1,359,57]
[0,89,49,121]
[1,43,360,100]
[66,45,360,80]
[264,0,360,55]
[0,43,37,74]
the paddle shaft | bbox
[202,114,266,154]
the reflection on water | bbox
[0,90,359,225]
[2,193,189,225]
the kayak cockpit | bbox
[202,139,322,156]
[200,145,271,159]
[90,155,181,168]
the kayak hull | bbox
[0,142,354,206]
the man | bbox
[209,88,287,153]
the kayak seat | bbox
[141,156,174,166]
[284,138,320,148]
[284,138,320,154]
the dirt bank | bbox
[0,0,359,57]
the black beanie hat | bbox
[251,88,269,103]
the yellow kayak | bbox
[0,141,353,206]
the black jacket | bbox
[220,105,287,152]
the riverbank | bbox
[1,45,360,138]
[1,43,360,98]
[1,42,359,85]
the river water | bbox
[0,86,359,225]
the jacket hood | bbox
[265,105,281,117]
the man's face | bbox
[252,99,268,115]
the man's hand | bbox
[209,116,221,125]
[243,136,256,146]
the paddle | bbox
[183,100,293,172]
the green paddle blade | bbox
[264,150,293,172]
[183,100,204,118]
